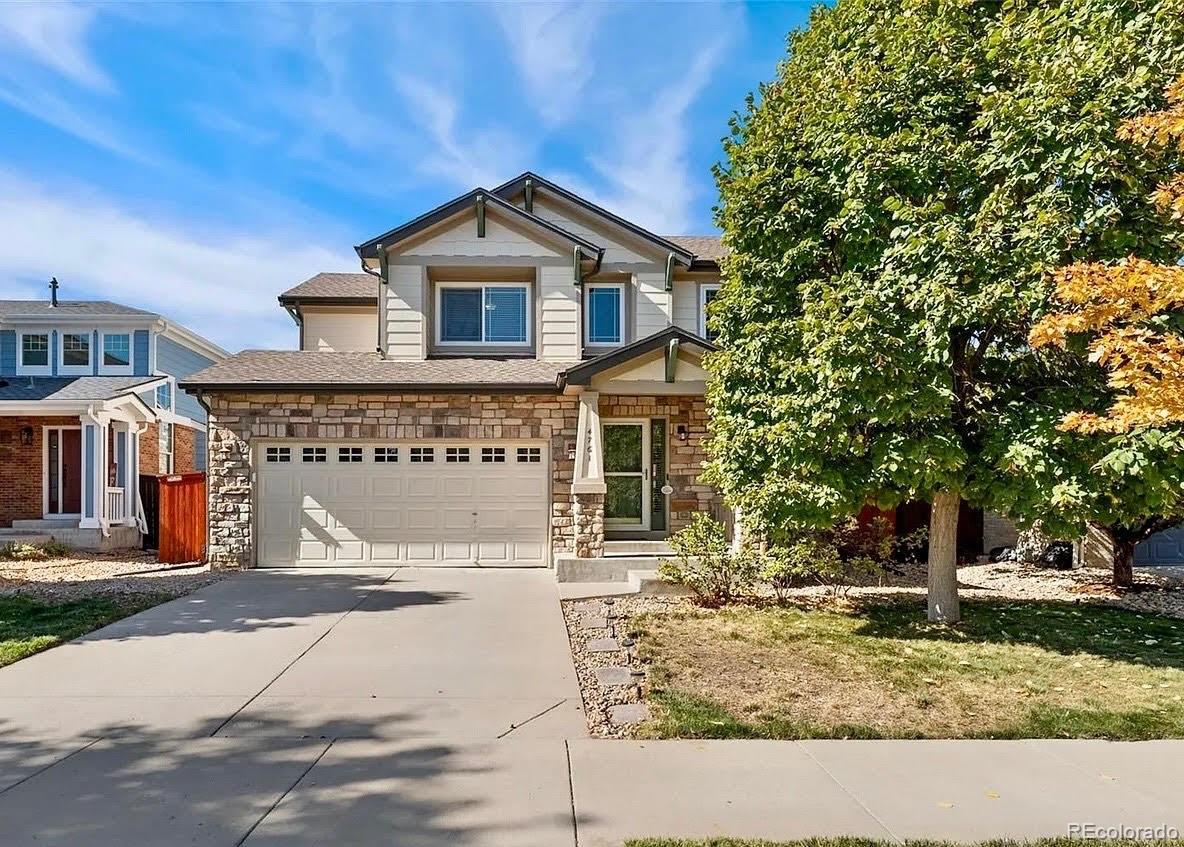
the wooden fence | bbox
[140,473,206,564]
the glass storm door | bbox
[603,421,650,529]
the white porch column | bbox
[78,414,108,529]
[128,423,143,528]
[111,421,136,526]
[572,390,606,494]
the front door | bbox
[603,421,650,529]
[47,428,82,516]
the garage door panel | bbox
[257,441,547,568]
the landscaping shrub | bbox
[0,541,73,562]
[659,514,756,606]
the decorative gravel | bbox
[0,550,222,602]
[561,560,1184,737]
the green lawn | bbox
[630,599,1184,741]
[0,594,171,667]
[626,841,1184,847]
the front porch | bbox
[557,327,725,586]
[0,400,154,551]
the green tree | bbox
[706,0,1184,620]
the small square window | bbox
[338,446,363,463]
[62,333,90,367]
[516,447,542,463]
[20,333,48,368]
[445,447,470,463]
[374,447,399,463]
[103,333,131,367]
[265,446,291,463]
[302,447,327,463]
[481,447,506,463]
[410,447,434,463]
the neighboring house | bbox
[0,295,227,549]
[183,172,727,569]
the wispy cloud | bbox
[0,3,112,91]
[0,172,355,351]
[491,2,605,127]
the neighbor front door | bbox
[602,421,649,529]
[47,428,82,516]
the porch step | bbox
[0,530,53,546]
[603,540,673,556]
[10,519,79,531]
[556,555,671,583]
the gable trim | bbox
[562,325,716,386]
[355,189,603,261]
[492,172,696,266]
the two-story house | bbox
[183,173,727,570]
[0,292,227,549]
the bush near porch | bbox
[629,598,1184,741]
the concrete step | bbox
[10,519,79,531]
[603,540,673,556]
[0,531,53,545]
[627,569,693,597]
[556,555,680,583]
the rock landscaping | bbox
[0,548,221,602]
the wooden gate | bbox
[144,472,206,564]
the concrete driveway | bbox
[0,567,585,846]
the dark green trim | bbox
[476,196,486,238]
[564,326,716,385]
[664,337,679,382]
[524,177,534,212]
[276,296,378,307]
[664,252,677,291]
[376,243,388,285]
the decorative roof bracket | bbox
[524,177,534,212]
[476,195,486,238]
[664,252,677,291]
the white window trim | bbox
[699,283,721,339]
[154,377,175,414]
[435,281,532,348]
[584,282,626,347]
[99,330,134,375]
[58,330,94,376]
[17,330,52,376]
[161,422,175,475]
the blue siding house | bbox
[0,294,226,549]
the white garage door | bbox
[256,441,549,567]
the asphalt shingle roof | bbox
[663,236,726,262]
[0,300,158,319]
[278,273,377,302]
[0,375,161,402]
[181,351,565,390]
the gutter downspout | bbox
[361,243,386,359]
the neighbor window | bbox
[155,382,172,411]
[20,333,49,369]
[102,333,131,368]
[162,423,175,474]
[61,332,91,369]
[438,284,529,345]
[699,284,721,341]
[585,284,624,345]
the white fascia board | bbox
[159,321,230,361]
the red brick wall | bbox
[174,425,198,473]
[139,421,160,475]
[0,417,80,527]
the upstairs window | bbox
[438,283,529,346]
[20,333,49,371]
[585,284,623,346]
[102,332,132,372]
[155,381,173,411]
[61,332,91,372]
[699,284,721,341]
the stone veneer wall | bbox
[204,391,580,569]
[599,394,721,533]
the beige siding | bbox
[634,271,671,339]
[385,264,427,360]
[301,307,377,352]
[531,199,654,265]
[404,215,563,259]
[672,276,721,336]
[538,266,581,362]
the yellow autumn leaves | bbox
[1030,77,1184,433]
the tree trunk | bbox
[1113,537,1135,589]
[927,491,961,623]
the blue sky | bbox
[0,2,813,351]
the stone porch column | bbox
[572,390,606,558]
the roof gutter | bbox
[361,244,386,359]
[179,381,562,395]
